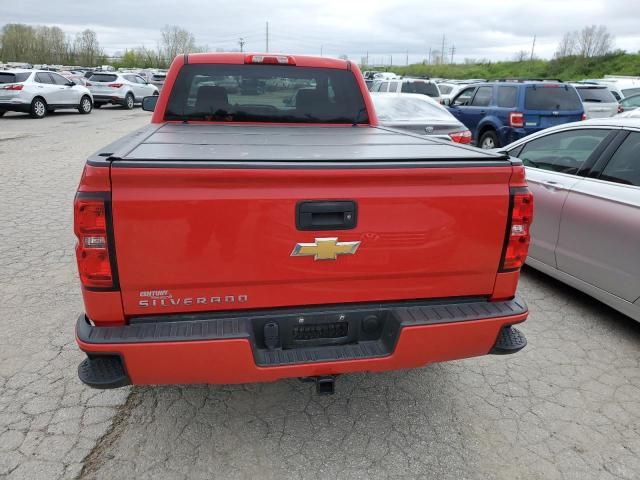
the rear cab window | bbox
[165,64,368,124]
[0,72,30,83]
[524,85,582,111]
[90,74,118,83]
[576,87,617,103]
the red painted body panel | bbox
[77,164,110,192]
[78,313,526,384]
[491,271,521,301]
[81,289,124,325]
[110,166,512,317]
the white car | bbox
[0,69,93,118]
[370,77,442,103]
[582,78,640,101]
[87,72,158,109]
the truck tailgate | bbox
[108,125,512,316]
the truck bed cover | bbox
[107,124,511,165]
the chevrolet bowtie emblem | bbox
[291,237,361,261]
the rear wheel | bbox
[0,110,6,117]
[123,93,134,110]
[78,95,93,114]
[94,103,103,109]
[30,97,47,119]
[479,130,499,149]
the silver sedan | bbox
[370,92,472,144]
[500,118,640,321]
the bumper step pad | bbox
[490,326,527,354]
[78,356,130,389]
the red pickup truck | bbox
[74,53,532,394]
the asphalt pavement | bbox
[0,107,639,480]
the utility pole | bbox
[320,45,323,56]
[428,47,432,65]
[530,35,536,61]
[366,51,369,65]
[450,45,456,64]
[390,54,393,67]
[239,37,245,52]
[441,34,446,64]
[406,49,409,66]
[266,22,269,52]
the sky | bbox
[2,0,639,64]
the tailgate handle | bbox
[296,201,357,231]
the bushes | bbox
[392,53,640,81]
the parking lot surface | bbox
[1,108,639,480]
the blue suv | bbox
[447,81,584,149]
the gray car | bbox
[500,118,640,321]
[571,84,619,119]
[371,92,471,143]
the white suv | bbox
[88,72,159,109]
[370,77,442,103]
[0,69,93,118]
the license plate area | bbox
[292,321,349,342]
[252,309,397,350]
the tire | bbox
[123,93,134,110]
[78,95,93,114]
[0,111,6,117]
[94,103,103,109]
[152,90,159,96]
[30,97,47,119]
[479,130,500,149]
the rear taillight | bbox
[449,130,472,144]
[86,81,92,86]
[508,112,524,128]
[2,84,23,90]
[74,194,114,289]
[617,105,623,114]
[581,113,587,120]
[500,188,534,272]
[107,83,123,88]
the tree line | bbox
[0,23,205,68]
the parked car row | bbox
[0,68,159,118]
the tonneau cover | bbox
[113,124,509,163]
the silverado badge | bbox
[291,237,361,261]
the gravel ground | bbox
[0,108,639,480]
